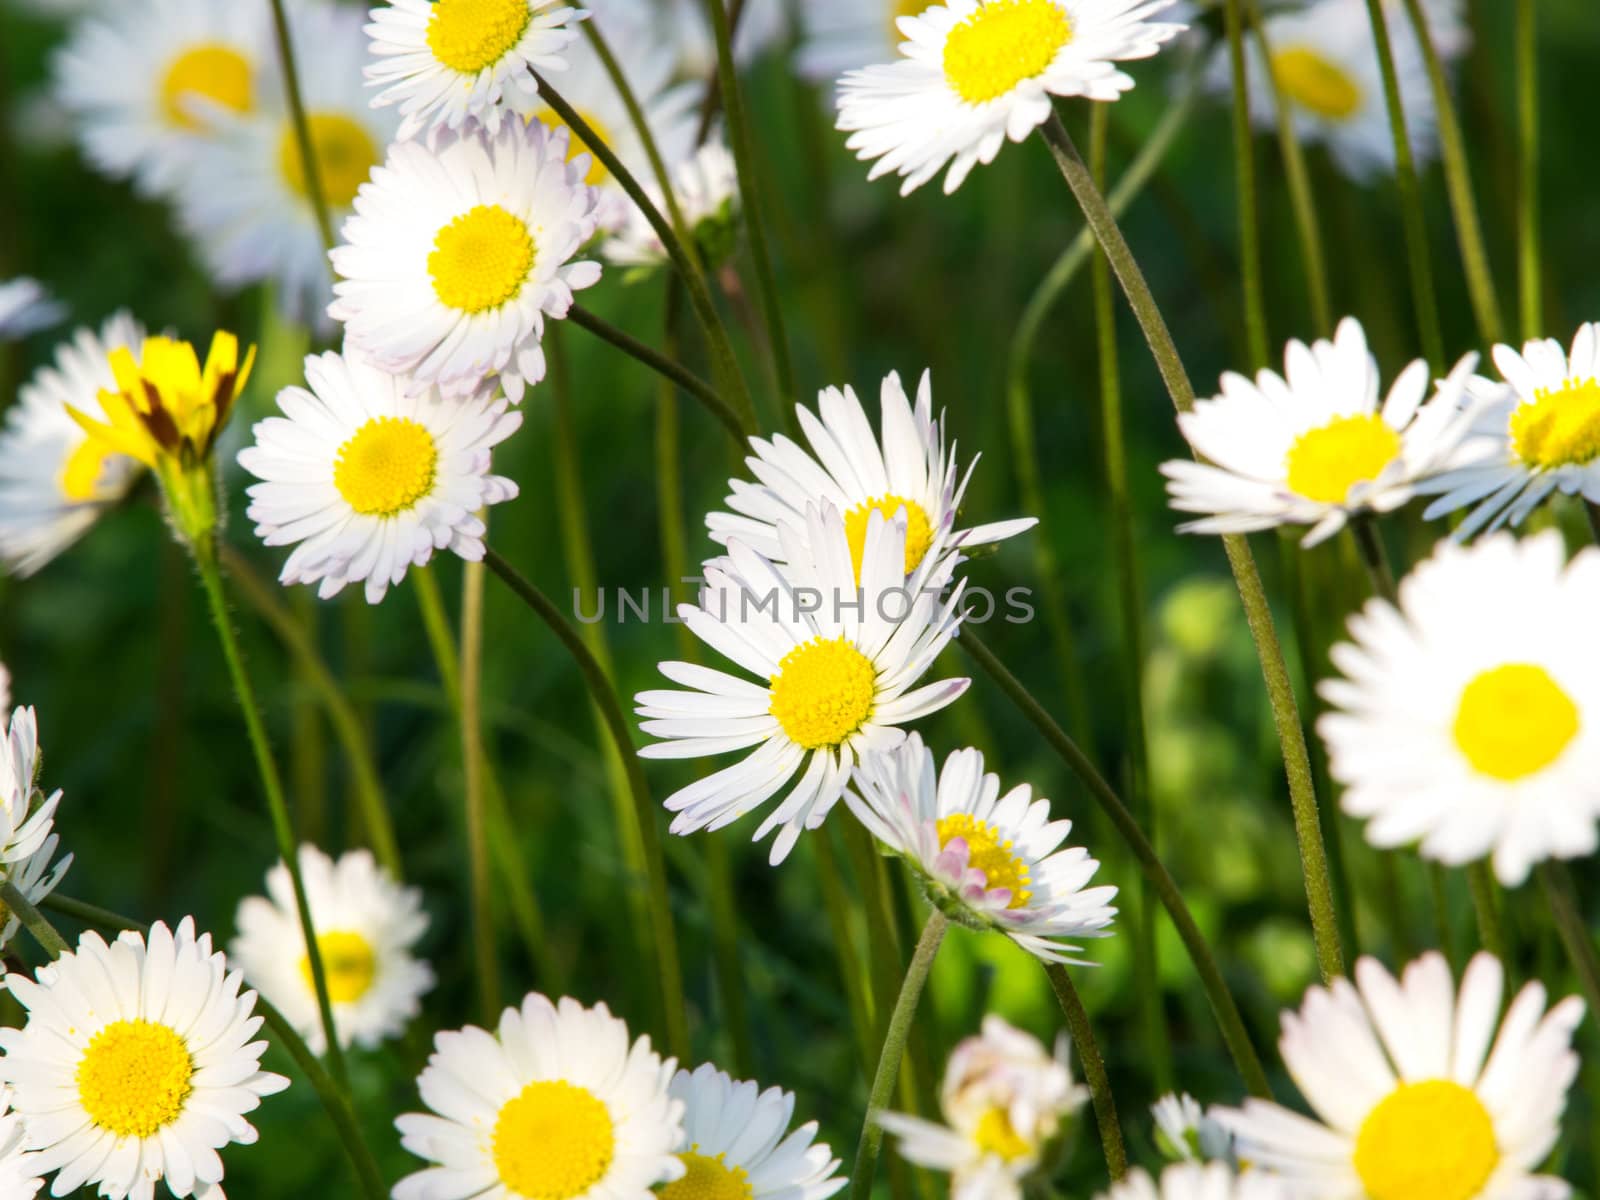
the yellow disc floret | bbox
[161,44,253,130]
[76,1019,195,1139]
[1453,663,1580,781]
[1353,1080,1499,1200]
[1283,413,1402,504]
[334,417,439,517]
[426,0,532,74]
[769,636,877,750]
[1510,377,1600,468]
[660,1151,755,1200]
[942,0,1073,105]
[936,812,1032,907]
[845,494,935,579]
[300,930,379,1004]
[1272,47,1363,120]
[973,1107,1033,1162]
[492,1080,615,1199]
[534,109,616,186]
[429,204,537,314]
[278,112,380,209]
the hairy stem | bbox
[1045,963,1126,1180]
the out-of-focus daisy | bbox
[1152,1093,1237,1165]
[847,734,1117,961]
[0,278,64,339]
[0,918,290,1200]
[177,3,398,330]
[238,349,521,604]
[654,0,790,79]
[1420,321,1600,537]
[664,1064,845,1200]
[1217,951,1583,1200]
[604,138,741,274]
[0,314,146,577]
[1097,1163,1289,1200]
[707,370,1036,580]
[0,707,71,957]
[1162,317,1479,546]
[366,0,584,142]
[53,0,272,196]
[330,120,601,402]
[0,1089,42,1200]
[837,0,1185,195]
[880,1015,1086,1200]
[797,0,930,85]
[1318,531,1600,886]
[232,844,434,1054]
[394,993,684,1200]
[636,503,970,864]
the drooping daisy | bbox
[836,0,1185,195]
[238,349,521,604]
[1097,1164,1289,1200]
[1420,321,1600,537]
[177,2,398,330]
[52,0,273,196]
[1162,317,1479,546]
[664,1064,845,1200]
[366,0,584,143]
[707,370,1036,580]
[394,993,685,1200]
[636,503,970,864]
[231,844,434,1054]
[0,707,72,957]
[0,1089,43,1200]
[0,918,291,1200]
[0,278,64,339]
[604,138,741,274]
[1318,531,1600,886]
[329,119,602,401]
[797,0,930,85]
[846,734,1117,961]
[0,314,146,577]
[880,1015,1087,1200]
[1216,951,1583,1200]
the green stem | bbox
[1044,963,1126,1180]
[267,0,335,254]
[816,827,879,1076]
[413,566,461,698]
[460,555,501,1022]
[193,537,348,1088]
[1224,0,1269,367]
[0,878,68,958]
[850,911,947,1200]
[1539,864,1600,1016]
[1350,517,1398,603]
[1515,0,1540,340]
[1466,862,1506,960]
[959,631,1272,1097]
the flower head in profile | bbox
[1097,1163,1289,1200]
[1151,1093,1237,1166]
[0,918,290,1200]
[837,0,1185,195]
[1163,317,1479,545]
[1216,952,1583,1200]
[605,139,742,275]
[0,277,65,339]
[0,707,72,958]
[1320,531,1600,886]
[231,844,434,1054]
[847,734,1117,961]
[394,993,684,1200]
[880,1015,1087,1200]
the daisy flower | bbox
[394,993,684,1200]
[0,707,72,957]
[636,503,970,864]
[1161,317,1480,546]
[604,138,741,274]
[0,918,291,1200]
[1420,321,1600,537]
[836,0,1185,195]
[0,278,64,339]
[1216,951,1583,1200]
[880,1015,1086,1200]
[1097,1164,1289,1200]
[846,734,1117,961]
[52,0,273,196]
[238,349,521,604]
[0,313,146,577]
[1318,531,1600,886]
[664,1064,845,1200]
[176,2,398,330]
[231,844,434,1054]
[797,0,931,85]
[707,370,1036,581]
[329,119,602,402]
[0,1089,43,1200]
[1152,1094,1236,1165]
[367,0,584,143]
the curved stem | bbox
[1044,963,1126,1181]
[460,556,501,1022]
[1224,0,1269,368]
[850,911,947,1200]
[1540,863,1600,1016]
[267,0,335,254]
[1515,0,1540,340]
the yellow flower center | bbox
[1353,1080,1499,1200]
[769,636,877,750]
[299,930,379,1004]
[659,1151,755,1200]
[534,109,616,186]
[973,1106,1033,1162]
[1509,377,1600,468]
[1283,413,1401,503]
[943,0,1073,105]
[935,813,1032,907]
[1272,47,1362,120]
[844,494,935,579]
[76,1019,195,1139]
[160,43,254,130]
[278,112,379,209]
[1453,663,1579,782]
[426,0,532,73]
[492,1080,615,1200]
[429,204,537,314]
[333,417,439,517]
[59,437,119,503]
